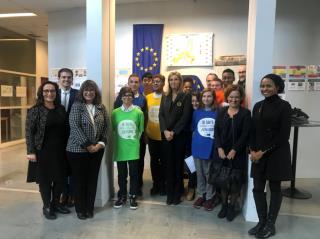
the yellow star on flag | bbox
[153,63,157,67]
[150,48,154,52]
[140,67,143,70]
[137,52,140,56]
[149,67,153,70]
[136,63,140,67]
[155,58,158,62]
[140,48,144,52]
[135,57,139,61]
[153,52,157,56]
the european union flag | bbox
[132,24,164,81]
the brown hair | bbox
[224,84,245,103]
[76,80,102,104]
[199,88,217,111]
[36,81,60,106]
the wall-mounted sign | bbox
[0,85,13,97]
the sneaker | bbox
[203,199,215,211]
[193,197,205,209]
[129,196,138,210]
[114,197,126,209]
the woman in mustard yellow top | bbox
[146,74,166,196]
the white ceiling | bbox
[0,0,169,42]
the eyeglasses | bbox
[43,90,56,94]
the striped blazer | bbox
[66,102,109,153]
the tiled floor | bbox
[0,144,319,239]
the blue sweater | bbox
[191,109,217,160]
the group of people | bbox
[26,66,292,239]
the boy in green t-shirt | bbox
[112,87,144,210]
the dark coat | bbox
[250,94,293,181]
[159,92,192,135]
[25,105,68,183]
[25,104,67,154]
[214,106,251,169]
[58,88,78,114]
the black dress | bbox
[214,106,251,170]
[35,107,67,184]
[250,94,292,181]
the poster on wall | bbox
[16,86,27,97]
[166,33,213,66]
[272,66,287,79]
[0,85,13,97]
[307,65,320,78]
[307,79,320,91]
[115,68,131,94]
[214,55,246,66]
[288,79,306,91]
[50,68,87,90]
[288,65,306,79]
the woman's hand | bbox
[218,148,226,159]
[227,149,236,160]
[27,154,37,162]
[164,130,173,141]
[87,145,96,153]
[250,150,264,162]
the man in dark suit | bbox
[58,68,79,207]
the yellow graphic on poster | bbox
[288,66,306,79]
[166,33,213,66]
[307,65,320,78]
[272,66,287,79]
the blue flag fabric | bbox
[132,24,164,82]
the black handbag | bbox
[215,163,232,190]
[208,160,222,185]
[229,167,243,193]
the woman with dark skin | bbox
[26,81,70,220]
[249,74,292,238]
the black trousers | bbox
[39,181,63,208]
[253,179,281,193]
[162,132,187,201]
[138,133,146,189]
[67,150,104,214]
[148,138,166,190]
[117,160,139,197]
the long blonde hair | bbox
[166,71,183,96]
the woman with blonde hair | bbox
[159,71,193,205]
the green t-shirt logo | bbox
[118,120,136,139]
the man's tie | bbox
[62,92,68,110]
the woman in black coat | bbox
[159,71,193,205]
[249,74,292,238]
[26,81,70,220]
[214,85,251,221]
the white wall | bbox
[36,40,48,88]
[48,8,86,70]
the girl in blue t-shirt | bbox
[192,88,218,211]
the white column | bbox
[243,0,277,222]
[86,0,116,207]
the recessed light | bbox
[0,13,37,18]
[0,39,30,41]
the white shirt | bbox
[61,89,71,110]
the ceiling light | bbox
[0,39,30,41]
[0,13,37,18]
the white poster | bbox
[16,86,27,97]
[1,85,13,97]
[288,79,306,91]
[166,33,213,66]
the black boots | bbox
[43,204,57,220]
[255,192,282,239]
[248,192,267,236]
